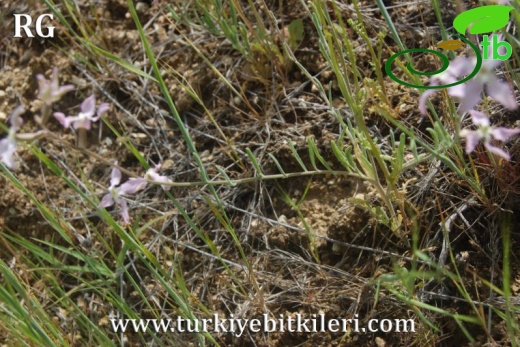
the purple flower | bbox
[54,95,110,130]
[145,164,173,190]
[420,35,518,115]
[419,56,470,115]
[0,106,25,169]
[457,37,517,113]
[98,162,148,223]
[36,67,75,105]
[460,110,520,160]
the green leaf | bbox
[288,18,304,50]
[267,153,287,177]
[216,165,237,186]
[453,5,513,35]
[307,137,333,171]
[288,140,308,172]
[88,44,157,82]
[246,148,264,177]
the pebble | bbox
[136,2,149,12]
[354,193,365,200]
[162,159,174,169]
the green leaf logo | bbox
[453,5,513,35]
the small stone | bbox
[131,133,147,139]
[136,2,149,12]
[162,159,174,170]
[353,193,365,200]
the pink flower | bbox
[36,67,75,105]
[54,95,110,130]
[98,162,148,223]
[419,56,470,115]
[460,110,520,160]
[457,36,517,113]
[420,35,517,115]
[145,164,173,190]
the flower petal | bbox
[96,103,110,118]
[447,56,474,78]
[490,127,520,141]
[484,142,511,160]
[119,178,148,195]
[457,79,483,113]
[119,199,130,224]
[80,95,96,117]
[145,167,172,190]
[469,110,490,127]
[57,84,75,98]
[9,105,25,130]
[0,138,18,169]
[419,89,437,116]
[98,193,115,208]
[460,129,481,154]
[54,112,72,128]
[110,163,122,187]
[36,74,51,103]
[486,77,518,110]
[447,83,466,100]
[37,68,74,104]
